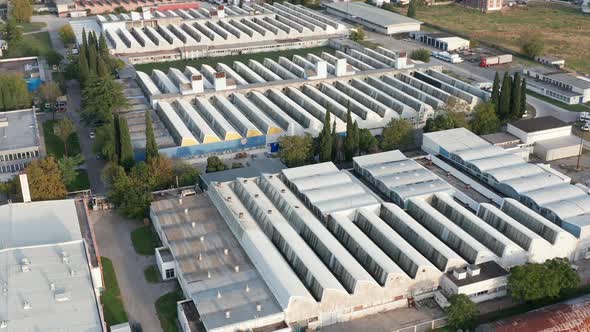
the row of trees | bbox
[11,0,33,23]
[491,71,527,122]
[78,29,113,86]
[0,74,31,112]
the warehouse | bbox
[422,128,590,259]
[523,66,590,105]
[0,198,104,331]
[70,2,347,64]
[133,46,490,159]
[324,2,422,35]
[149,147,583,331]
[410,32,470,52]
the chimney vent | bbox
[198,253,202,261]
[234,265,239,272]
[207,270,211,279]
[224,248,229,255]
[178,198,183,205]
[280,189,286,193]
[200,236,205,242]
[191,222,196,228]
[225,311,231,319]
[184,208,189,215]
[238,212,244,219]
[245,284,250,293]
[256,304,262,312]
[23,301,31,310]
[217,291,222,299]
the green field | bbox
[2,31,53,59]
[155,291,183,332]
[413,3,590,73]
[134,46,336,73]
[101,257,128,326]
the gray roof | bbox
[0,199,103,332]
[510,116,569,133]
[150,195,283,331]
[200,158,286,189]
[0,109,39,152]
[324,2,423,27]
[445,261,508,287]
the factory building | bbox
[0,109,42,181]
[0,197,105,331]
[70,3,347,64]
[149,149,578,331]
[410,32,470,52]
[132,46,489,159]
[324,2,422,35]
[423,128,590,260]
[523,66,590,105]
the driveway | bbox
[91,210,177,332]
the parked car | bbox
[89,131,96,139]
[581,123,590,132]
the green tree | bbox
[78,49,90,84]
[407,0,417,18]
[349,25,366,42]
[174,160,200,187]
[519,79,527,118]
[81,28,88,62]
[409,48,430,63]
[358,128,378,154]
[94,123,117,161]
[318,111,333,162]
[520,32,545,59]
[206,156,228,173]
[278,134,314,167]
[24,157,67,201]
[87,42,98,76]
[97,57,109,78]
[331,120,339,162]
[118,116,134,169]
[351,120,360,158]
[53,117,76,157]
[145,111,159,162]
[446,294,477,330]
[81,75,127,126]
[0,74,31,111]
[345,108,354,161]
[381,119,413,151]
[470,102,500,135]
[98,32,109,58]
[424,114,456,133]
[108,164,153,219]
[58,154,84,187]
[498,72,512,121]
[4,18,22,43]
[147,155,174,190]
[508,258,580,302]
[58,24,76,44]
[39,82,62,117]
[491,71,501,109]
[510,72,522,121]
[11,0,32,23]
[101,161,126,187]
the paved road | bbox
[92,210,177,332]
[65,80,108,194]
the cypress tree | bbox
[88,39,98,75]
[119,116,135,170]
[520,79,527,118]
[352,120,360,158]
[407,0,417,18]
[331,120,338,162]
[511,73,522,121]
[114,113,121,157]
[318,111,332,162]
[345,107,354,161]
[97,57,109,77]
[491,72,500,109]
[98,32,109,58]
[78,47,89,84]
[499,72,512,121]
[82,28,88,61]
[145,111,159,162]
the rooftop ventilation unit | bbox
[256,304,262,312]
[453,267,467,280]
[23,301,32,310]
[54,290,71,302]
[21,258,31,272]
[467,265,481,277]
[61,251,70,264]
[0,320,7,328]
[69,268,77,277]
[225,311,231,319]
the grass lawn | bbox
[155,291,183,332]
[19,22,47,33]
[2,31,53,59]
[42,120,82,158]
[134,46,336,73]
[527,90,590,112]
[101,257,128,326]
[67,169,91,192]
[144,265,161,283]
[411,3,590,73]
[131,226,161,255]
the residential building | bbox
[410,32,470,51]
[324,2,423,35]
[0,109,41,181]
[456,0,503,12]
[0,198,105,331]
[523,66,590,105]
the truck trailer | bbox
[479,54,513,67]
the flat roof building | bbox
[0,109,41,181]
[0,199,104,331]
[324,2,422,35]
[524,66,590,105]
[440,261,509,304]
[410,32,470,52]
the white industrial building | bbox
[70,2,347,64]
[148,147,583,331]
[324,2,422,35]
[0,198,105,331]
[410,32,470,52]
[523,66,590,105]
[423,128,590,260]
[133,46,490,158]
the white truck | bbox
[432,51,464,64]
